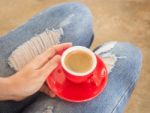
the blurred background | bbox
[0,0,149,113]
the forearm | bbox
[0,77,16,101]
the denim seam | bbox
[111,48,142,113]
[110,78,138,113]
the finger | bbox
[31,43,72,69]
[49,90,56,98]
[40,84,49,95]
[40,42,72,60]
[40,55,61,79]
[52,42,72,53]
[40,84,56,97]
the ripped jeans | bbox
[0,2,142,113]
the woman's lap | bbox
[23,42,142,113]
[0,2,142,113]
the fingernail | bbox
[69,42,72,45]
[66,42,72,45]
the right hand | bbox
[6,43,72,101]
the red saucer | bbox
[46,55,108,102]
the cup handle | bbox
[87,73,102,87]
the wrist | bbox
[6,75,24,101]
[0,76,23,101]
[0,77,16,100]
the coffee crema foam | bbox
[64,50,93,74]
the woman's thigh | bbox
[23,42,142,113]
[0,2,93,113]
[0,2,93,76]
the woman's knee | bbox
[57,2,93,22]
[58,2,94,48]
[113,42,142,81]
[116,42,142,67]
[94,42,142,79]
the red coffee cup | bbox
[61,46,97,83]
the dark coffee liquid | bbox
[64,51,93,73]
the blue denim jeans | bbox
[0,2,142,113]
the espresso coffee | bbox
[64,50,93,73]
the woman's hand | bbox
[3,43,72,101]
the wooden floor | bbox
[0,0,150,113]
